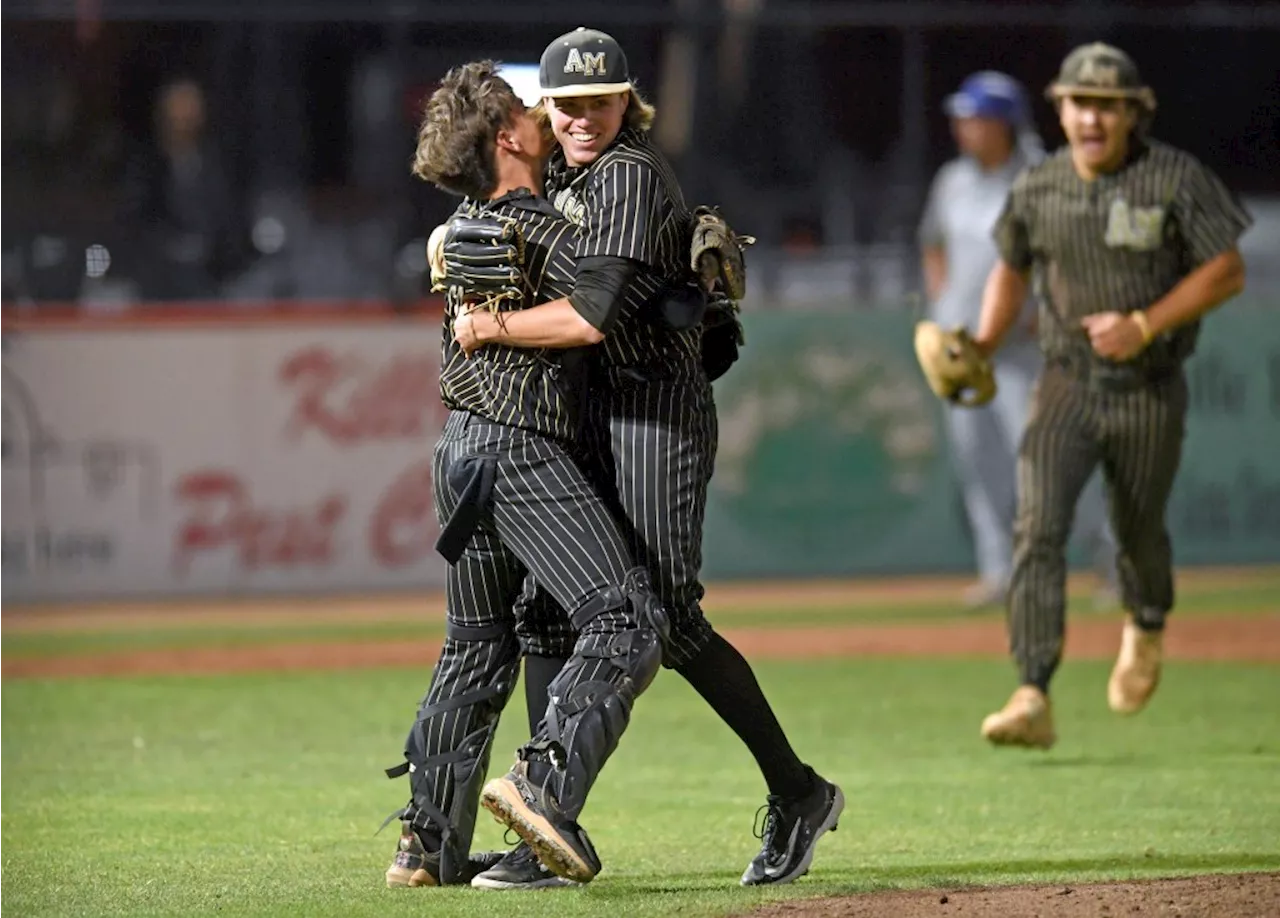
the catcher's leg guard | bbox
[522,566,668,819]
[386,620,520,885]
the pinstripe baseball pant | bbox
[1009,362,1188,689]
[404,410,645,842]
[518,373,718,667]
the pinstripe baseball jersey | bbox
[545,128,701,378]
[993,139,1251,374]
[440,189,650,441]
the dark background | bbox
[3,0,1277,305]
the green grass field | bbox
[4,593,1279,917]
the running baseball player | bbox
[918,71,1116,610]
[919,43,1250,749]
[383,60,672,889]
[451,28,843,889]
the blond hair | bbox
[624,88,656,131]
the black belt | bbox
[1046,353,1180,392]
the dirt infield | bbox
[5,566,1275,635]
[4,613,1278,680]
[3,570,1279,679]
[746,872,1280,918]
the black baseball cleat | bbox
[470,842,581,890]
[740,768,845,887]
[384,823,505,888]
[480,763,603,883]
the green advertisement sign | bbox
[701,304,1280,579]
[1169,307,1280,564]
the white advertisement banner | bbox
[2,321,451,601]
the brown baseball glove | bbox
[689,206,755,300]
[913,321,997,407]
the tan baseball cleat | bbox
[980,685,1056,750]
[385,824,438,888]
[1108,616,1163,714]
[384,822,505,888]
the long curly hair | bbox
[411,60,520,198]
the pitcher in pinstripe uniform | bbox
[453,29,843,888]
[972,43,1250,749]
[919,71,1117,611]
[384,60,672,889]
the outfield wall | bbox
[3,303,1277,602]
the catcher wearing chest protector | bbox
[420,198,780,892]
[438,205,840,892]
[433,34,841,893]
[431,203,751,379]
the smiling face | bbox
[546,92,629,166]
[1059,94,1139,179]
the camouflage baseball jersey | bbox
[994,139,1252,374]
[544,127,701,380]
[439,189,651,441]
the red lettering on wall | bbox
[279,345,443,446]
[172,470,347,574]
[369,458,438,569]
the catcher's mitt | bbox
[913,321,996,407]
[437,215,526,305]
[690,206,755,301]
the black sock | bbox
[523,654,568,736]
[676,632,813,799]
[1022,657,1059,695]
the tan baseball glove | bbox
[690,206,755,300]
[426,223,449,288]
[913,321,997,407]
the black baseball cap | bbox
[539,27,633,98]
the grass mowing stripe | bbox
[3,658,1278,918]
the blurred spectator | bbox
[918,71,1116,609]
[118,78,245,300]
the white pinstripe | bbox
[406,409,646,831]
[587,376,719,666]
[1009,365,1187,687]
[996,138,1247,691]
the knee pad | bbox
[622,566,671,651]
[520,624,664,819]
[569,566,671,653]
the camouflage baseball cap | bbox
[1046,42,1156,111]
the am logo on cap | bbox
[539,27,633,98]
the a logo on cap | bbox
[1077,57,1119,88]
[564,49,607,77]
